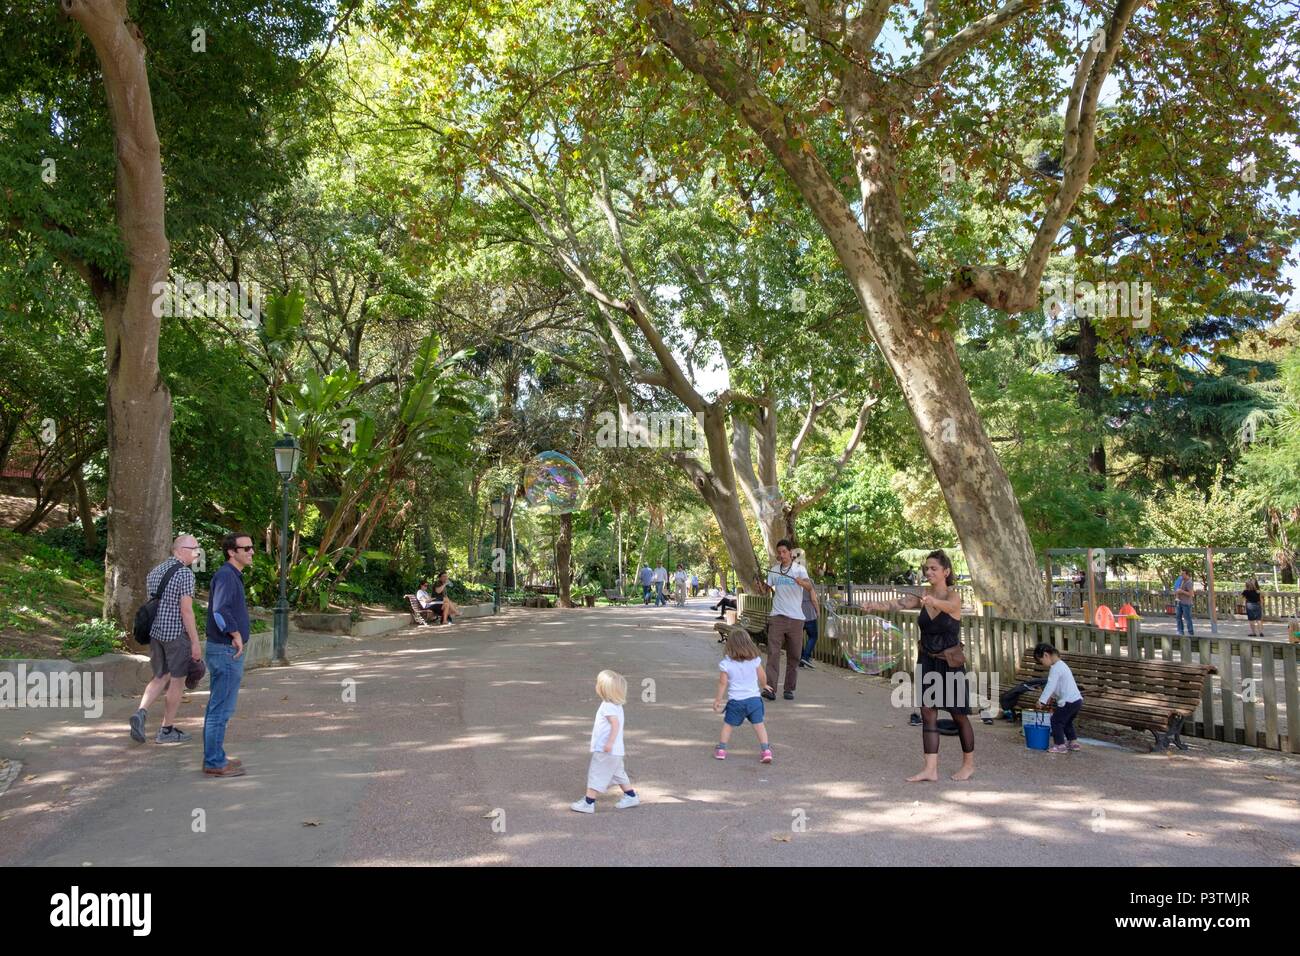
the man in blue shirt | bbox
[638,564,653,605]
[202,531,254,777]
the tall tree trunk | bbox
[73,464,97,551]
[66,0,173,626]
[649,2,1144,618]
[557,511,573,606]
[615,509,623,591]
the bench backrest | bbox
[1015,650,1213,707]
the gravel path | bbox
[2,602,1297,866]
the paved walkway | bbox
[2,602,1297,866]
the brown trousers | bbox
[765,615,804,693]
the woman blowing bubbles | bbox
[861,550,975,782]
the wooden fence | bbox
[740,592,1300,754]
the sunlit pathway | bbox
[2,603,1298,866]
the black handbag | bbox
[132,561,183,645]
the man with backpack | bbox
[129,535,203,745]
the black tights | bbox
[920,707,974,755]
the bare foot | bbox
[950,763,975,781]
[906,769,939,783]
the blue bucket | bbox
[1023,711,1051,750]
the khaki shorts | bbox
[149,637,191,679]
[586,752,630,792]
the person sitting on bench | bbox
[415,580,442,624]
[711,591,737,620]
[430,571,461,624]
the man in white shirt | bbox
[652,563,668,607]
[755,539,818,701]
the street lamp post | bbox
[272,434,301,666]
[843,504,862,605]
[491,496,506,613]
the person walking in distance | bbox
[674,564,688,607]
[653,561,668,608]
[202,532,254,777]
[1174,569,1195,637]
[638,563,654,605]
[129,535,204,744]
[755,540,818,701]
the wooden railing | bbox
[742,592,1300,754]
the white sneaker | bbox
[615,793,640,809]
[570,799,594,813]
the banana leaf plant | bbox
[280,333,475,607]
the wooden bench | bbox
[603,589,629,605]
[713,596,771,644]
[404,594,441,627]
[1013,649,1216,751]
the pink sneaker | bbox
[714,747,726,760]
[760,748,772,764]
[1047,744,1068,754]
[1067,740,1082,752]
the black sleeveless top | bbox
[918,604,961,655]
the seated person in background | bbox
[415,580,440,624]
[431,571,461,624]
[711,590,738,620]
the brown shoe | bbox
[203,763,246,777]
[226,757,243,767]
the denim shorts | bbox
[724,696,765,726]
[1246,602,1262,621]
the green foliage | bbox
[61,619,127,661]
[1139,469,1270,580]
[38,518,108,565]
[0,529,103,636]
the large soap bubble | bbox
[523,451,585,514]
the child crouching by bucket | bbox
[1032,643,1084,754]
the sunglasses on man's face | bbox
[235,545,255,552]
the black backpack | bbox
[133,561,184,645]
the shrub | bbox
[62,619,128,660]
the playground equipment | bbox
[1045,546,1251,636]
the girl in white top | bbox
[571,670,639,813]
[713,626,773,762]
[1033,643,1085,754]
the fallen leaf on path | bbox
[281,696,289,701]
[302,819,320,827]
[772,834,791,842]
[1156,824,1173,829]
[22,774,36,781]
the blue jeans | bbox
[654,582,665,607]
[801,618,819,661]
[641,584,652,605]
[203,641,245,769]
[1175,603,1195,636]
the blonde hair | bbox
[722,625,760,662]
[595,669,627,705]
